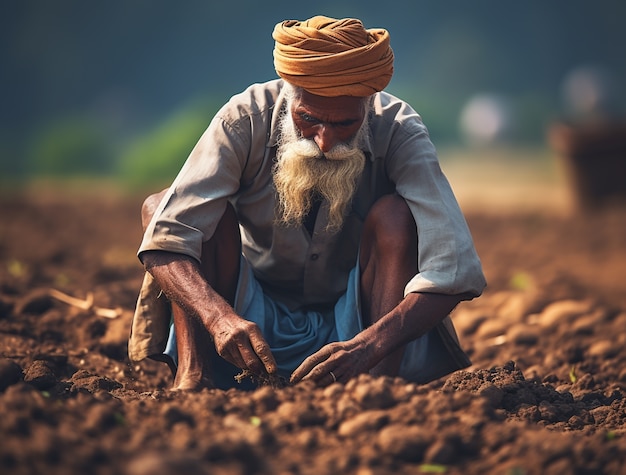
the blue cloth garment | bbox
[164,255,468,389]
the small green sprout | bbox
[54,273,71,287]
[419,464,447,473]
[114,413,127,426]
[249,416,262,427]
[8,259,27,278]
[509,271,533,291]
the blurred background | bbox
[1,0,625,210]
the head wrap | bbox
[272,16,394,97]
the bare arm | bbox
[141,250,277,375]
[290,291,463,383]
[359,291,463,363]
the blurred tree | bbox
[2,1,625,179]
[29,115,112,176]
[117,98,218,187]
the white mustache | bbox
[287,138,357,161]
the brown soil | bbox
[1,186,625,475]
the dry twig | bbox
[47,289,122,319]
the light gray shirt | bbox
[139,79,486,309]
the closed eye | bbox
[298,112,358,128]
[298,112,321,125]
[335,119,358,127]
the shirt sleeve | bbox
[137,111,250,263]
[383,104,487,298]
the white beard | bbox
[272,102,369,233]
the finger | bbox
[300,366,341,389]
[290,348,332,383]
[236,342,268,375]
[301,364,331,383]
[247,328,278,374]
[221,341,265,375]
[216,340,253,372]
[213,329,246,370]
[220,344,247,371]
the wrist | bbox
[354,326,390,368]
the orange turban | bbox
[272,16,394,97]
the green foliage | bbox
[389,86,462,145]
[419,464,447,473]
[505,467,527,475]
[7,259,27,278]
[114,412,127,426]
[116,100,216,187]
[513,92,559,143]
[3,1,626,179]
[249,416,262,427]
[0,136,22,177]
[29,115,112,176]
[509,271,533,291]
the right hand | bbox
[208,313,278,376]
[141,250,277,377]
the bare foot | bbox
[171,371,215,392]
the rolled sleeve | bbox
[384,107,486,298]
[138,114,248,263]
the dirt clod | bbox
[1,191,626,474]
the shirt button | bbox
[310,253,319,261]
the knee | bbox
[363,194,416,251]
[219,202,238,233]
[141,189,168,232]
[201,201,241,255]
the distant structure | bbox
[548,65,626,209]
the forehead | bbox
[293,89,365,121]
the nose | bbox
[313,125,338,154]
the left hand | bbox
[290,336,375,386]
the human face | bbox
[290,90,366,154]
[273,90,369,232]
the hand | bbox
[142,250,279,380]
[290,337,374,386]
[209,313,278,377]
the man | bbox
[129,16,486,391]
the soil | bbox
[1,185,625,475]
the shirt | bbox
[138,79,486,309]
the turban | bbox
[272,16,394,97]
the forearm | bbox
[141,250,233,331]
[142,250,278,375]
[358,292,464,365]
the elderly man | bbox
[129,16,486,391]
